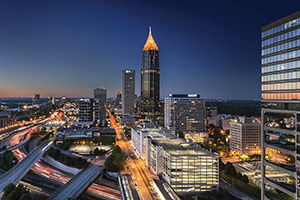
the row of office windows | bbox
[262,49,300,65]
[262,60,300,73]
[262,92,300,100]
[262,18,299,38]
[262,82,300,91]
[262,39,300,56]
[262,27,300,47]
[262,71,300,82]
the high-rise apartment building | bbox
[122,69,135,115]
[261,11,300,199]
[141,27,160,118]
[229,116,261,155]
[165,94,206,135]
[78,98,99,122]
[94,87,107,122]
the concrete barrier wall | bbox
[43,155,82,175]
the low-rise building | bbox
[147,137,219,194]
[229,116,261,155]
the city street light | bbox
[12,160,16,184]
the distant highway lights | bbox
[12,160,16,184]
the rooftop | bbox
[142,26,159,51]
[152,138,217,156]
[133,125,177,139]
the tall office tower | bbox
[229,116,261,155]
[33,93,40,105]
[94,87,107,122]
[122,69,135,115]
[78,98,99,122]
[165,94,206,135]
[261,11,300,199]
[116,90,122,106]
[141,27,160,118]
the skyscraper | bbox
[122,69,135,115]
[165,94,206,135]
[94,87,107,123]
[261,11,300,199]
[141,26,160,118]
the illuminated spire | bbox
[143,26,158,51]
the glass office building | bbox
[261,11,300,200]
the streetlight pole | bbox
[12,160,16,184]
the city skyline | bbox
[1,1,300,99]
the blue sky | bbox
[0,0,300,99]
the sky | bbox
[1,0,300,99]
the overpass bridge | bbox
[0,139,53,193]
[49,158,106,200]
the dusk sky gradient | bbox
[1,0,300,99]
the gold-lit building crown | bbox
[142,26,158,51]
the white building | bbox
[131,122,219,194]
[148,138,219,194]
[229,116,261,155]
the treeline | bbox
[46,147,88,169]
[2,183,31,200]
[104,145,125,172]
[0,149,18,171]
[206,100,261,117]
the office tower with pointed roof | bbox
[141,26,160,118]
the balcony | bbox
[265,160,296,175]
[264,125,296,136]
[265,177,296,193]
[265,139,295,151]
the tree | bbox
[241,175,249,184]
[230,167,237,177]
[178,131,185,139]
[3,183,14,198]
[94,148,100,155]
[5,190,20,200]
[219,158,225,170]
[235,172,242,180]
[19,194,32,200]
[224,162,233,175]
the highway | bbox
[49,158,105,200]
[108,112,155,200]
[0,139,53,193]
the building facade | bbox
[33,93,40,105]
[116,90,121,106]
[261,11,300,199]
[141,27,160,118]
[78,98,99,122]
[229,117,261,155]
[165,94,206,135]
[122,69,135,115]
[149,138,219,194]
[94,87,107,122]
